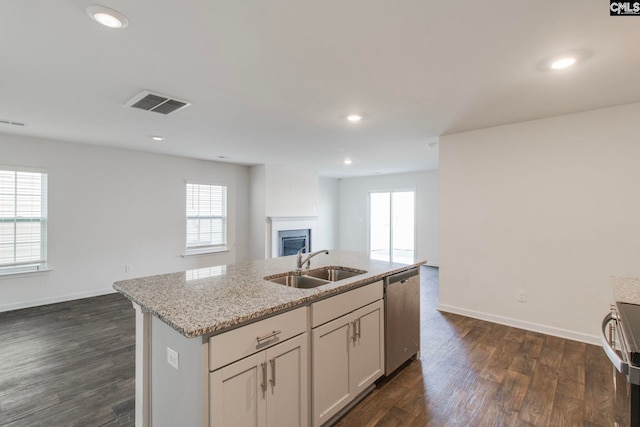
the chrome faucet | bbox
[296,246,329,269]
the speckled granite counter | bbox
[612,276,640,305]
[114,250,425,338]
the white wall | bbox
[0,133,250,311]
[338,171,439,266]
[264,165,319,217]
[315,177,339,250]
[249,165,267,261]
[439,102,640,344]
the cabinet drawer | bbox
[209,306,307,371]
[311,281,383,328]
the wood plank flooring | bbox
[336,266,630,427]
[0,294,135,426]
[0,267,630,426]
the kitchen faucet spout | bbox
[296,246,329,269]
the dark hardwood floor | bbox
[0,267,629,426]
[337,266,629,427]
[0,294,135,426]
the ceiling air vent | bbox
[125,90,190,115]
[0,119,25,127]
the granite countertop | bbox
[113,250,426,338]
[612,276,640,305]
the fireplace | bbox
[278,229,310,257]
[268,216,318,258]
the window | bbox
[0,169,48,274]
[186,183,227,254]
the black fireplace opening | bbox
[278,229,310,257]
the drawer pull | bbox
[256,330,281,343]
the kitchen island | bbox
[114,250,425,427]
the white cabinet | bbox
[209,308,308,427]
[210,350,266,427]
[311,286,384,427]
[349,302,385,395]
[311,317,350,424]
[210,333,308,427]
[266,335,308,427]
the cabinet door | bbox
[312,314,352,427]
[265,333,308,427]
[350,300,384,396]
[210,352,267,427]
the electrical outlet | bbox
[125,264,132,273]
[517,290,527,302]
[167,346,179,370]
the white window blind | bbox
[0,169,48,274]
[186,183,227,251]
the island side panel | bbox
[133,303,151,427]
[151,315,207,427]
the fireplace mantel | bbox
[267,216,318,258]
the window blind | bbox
[0,170,47,273]
[186,183,227,250]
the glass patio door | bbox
[369,191,415,264]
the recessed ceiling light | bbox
[151,135,165,141]
[86,6,129,29]
[550,57,576,70]
[538,50,591,72]
[344,159,353,165]
[346,114,362,122]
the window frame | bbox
[0,167,48,276]
[184,181,228,256]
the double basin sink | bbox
[265,266,367,289]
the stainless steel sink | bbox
[264,266,367,289]
[306,267,367,281]
[266,274,330,289]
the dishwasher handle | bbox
[385,268,419,285]
[601,312,628,375]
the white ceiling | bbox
[2,1,640,177]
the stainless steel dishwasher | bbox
[384,267,420,375]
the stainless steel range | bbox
[602,301,640,426]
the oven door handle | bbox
[600,312,629,376]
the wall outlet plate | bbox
[167,346,179,370]
[517,290,527,302]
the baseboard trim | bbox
[0,288,117,313]
[437,303,600,346]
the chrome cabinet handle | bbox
[356,317,361,338]
[260,362,267,392]
[269,358,276,387]
[256,330,281,343]
[351,318,362,341]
